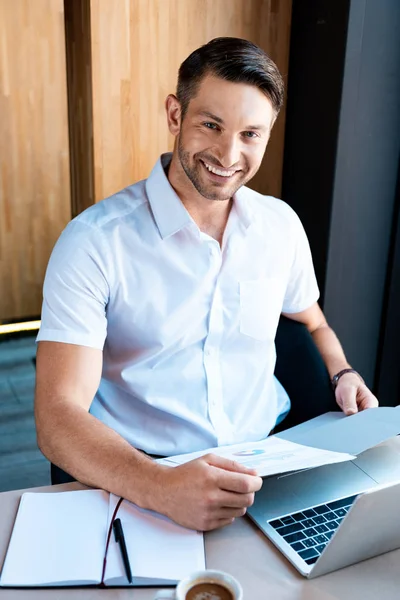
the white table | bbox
[1,442,400,599]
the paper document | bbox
[160,436,355,477]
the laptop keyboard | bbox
[268,494,358,566]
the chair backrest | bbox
[274,316,338,431]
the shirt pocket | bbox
[239,278,284,341]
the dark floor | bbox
[0,333,50,492]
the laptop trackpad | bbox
[352,440,400,484]
[250,461,376,521]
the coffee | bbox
[185,581,234,600]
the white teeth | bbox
[203,161,236,177]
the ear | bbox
[165,94,182,136]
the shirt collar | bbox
[146,153,254,239]
[145,153,193,239]
[232,185,253,230]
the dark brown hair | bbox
[177,37,284,117]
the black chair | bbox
[274,315,338,432]
[50,316,338,484]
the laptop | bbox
[247,440,400,578]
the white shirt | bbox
[37,153,319,456]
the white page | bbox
[160,436,355,477]
[105,494,204,585]
[0,490,109,587]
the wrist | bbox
[331,368,365,391]
[136,460,172,513]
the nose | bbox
[214,134,241,169]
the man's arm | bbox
[35,341,262,530]
[282,303,378,415]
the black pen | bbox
[113,518,132,584]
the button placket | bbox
[203,283,233,443]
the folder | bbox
[275,407,400,455]
[0,489,205,588]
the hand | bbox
[335,373,379,416]
[155,453,263,531]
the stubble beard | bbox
[177,137,253,201]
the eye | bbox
[242,131,259,139]
[203,122,219,130]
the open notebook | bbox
[0,489,205,587]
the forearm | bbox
[310,324,351,378]
[284,306,376,415]
[35,397,166,510]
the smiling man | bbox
[35,38,378,532]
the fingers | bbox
[203,504,254,530]
[204,453,258,476]
[336,378,379,414]
[204,518,235,531]
[163,455,263,531]
[217,490,256,509]
[201,453,262,494]
[336,387,358,416]
[190,495,253,531]
[217,469,262,494]
[216,506,249,519]
[201,510,250,531]
[365,397,379,408]
[359,393,379,411]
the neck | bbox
[167,152,232,244]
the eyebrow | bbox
[198,111,267,131]
[199,111,224,124]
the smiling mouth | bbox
[200,159,240,179]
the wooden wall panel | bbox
[0,0,292,320]
[0,0,71,321]
[64,0,95,217]
[89,0,292,202]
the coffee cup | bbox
[153,569,243,600]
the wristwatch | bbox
[331,368,365,391]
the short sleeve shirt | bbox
[37,153,319,455]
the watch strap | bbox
[331,368,365,391]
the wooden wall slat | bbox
[89,0,292,202]
[0,0,71,321]
[64,0,95,218]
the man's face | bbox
[171,75,276,201]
